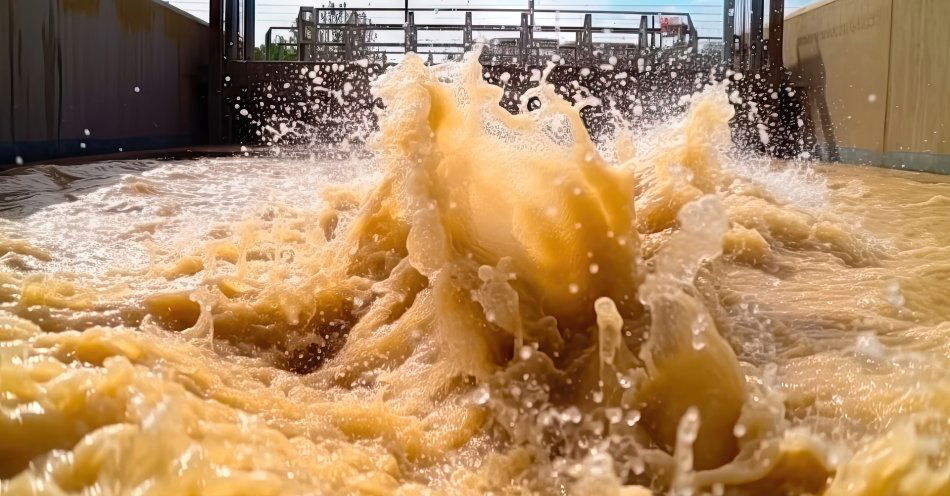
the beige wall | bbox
[883,0,950,171]
[784,0,949,173]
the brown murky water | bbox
[1,56,948,495]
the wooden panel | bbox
[783,0,893,163]
[884,0,950,167]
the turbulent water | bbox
[1,55,948,495]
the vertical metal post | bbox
[651,15,656,48]
[723,0,735,64]
[578,13,592,64]
[209,0,224,144]
[314,9,321,60]
[343,15,353,62]
[638,15,648,52]
[687,17,698,51]
[265,28,272,61]
[750,0,765,73]
[404,11,417,54]
[529,0,535,27]
[225,0,239,59]
[768,0,785,74]
[463,12,474,52]
[519,13,530,65]
[298,8,315,62]
[404,0,409,23]
[243,0,255,60]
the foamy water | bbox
[1,54,948,495]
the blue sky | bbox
[163,0,824,44]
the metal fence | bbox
[263,7,718,66]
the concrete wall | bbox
[784,0,950,173]
[0,0,209,168]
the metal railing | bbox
[263,7,714,66]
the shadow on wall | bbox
[0,0,210,169]
[797,36,840,162]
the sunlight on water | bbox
[1,54,948,495]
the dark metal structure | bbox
[205,1,788,149]
[262,6,705,66]
[723,0,785,74]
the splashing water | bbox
[1,54,949,495]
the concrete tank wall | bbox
[0,0,209,168]
[784,0,949,173]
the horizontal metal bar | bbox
[300,7,694,18]
[312,24,662,35]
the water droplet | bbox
[733,423,747,438]
[519,346,533,360]
[606,407,622,424]
[568,283,579,294]
[589,263,599,274]
[625,409,641,426]
[472,386,490,405]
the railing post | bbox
[687,16,698,52]
[519,12,531,65]
[463,12,474,52]
[343,12,355,62]
[314,9,322,60]
[651,15,656,48]
[638,15,648,52]
[404,11,417,54]
[264,28,272,61]
[298,7,315,62]
[577,13,593,65]
[723,0,735,64]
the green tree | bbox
[255,28,299,61]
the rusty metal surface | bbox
[0,0,209,168]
